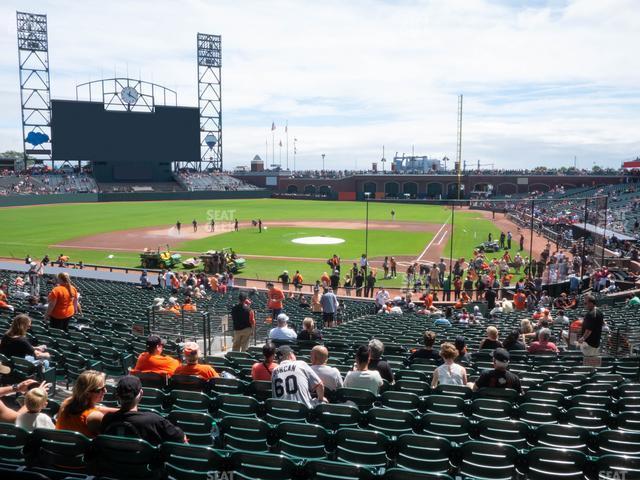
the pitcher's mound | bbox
[292,236,345,245]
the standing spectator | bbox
[485,287,497,311]
[375,287,390,310]
[321,288,339,327]
[131,336,180,376]
[382,257,389,279]
[330,270,340,291]
[368,339,394,383]
[192,219,198,232]
[437,258,446,285]
[266,282,285,319]
[431,343,468,388]
[354,270,365,297]
[364,271,376,298]
[271,346,324,407]
[56,370,115,438]
[251,342,278,381]
[277,270,290,289]
[311,287,323,313]
[344,345,384,395]
[579,295,604,365]
[473,349,522,393]
[269,314,297,341]
[390,257,397,278]
[292,271,304,292]
[100,376,185,445]
[174,342,219,379]
[507,231,512,250]
[45,273,80,331]
[519,234,525,251]
[310,345,343,394]
[231,292,254,352]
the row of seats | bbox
[0,423,638,479]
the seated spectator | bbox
[344,345,383,395]
[556,309,570,325]
[268,314,297,341]
[408,331,440,364]
[473,348,522,393]
[472,305,484,321]
[520,319,536,343]
[166,297,181,315]
[431,343,468,388]
[368,339,394,383]
[131,335,180,376]
[16,387,55,432]
[310,345,343,393]
[101,376,185,445]
[251,342,278,381]
[0,376,43,423]
[182,297,197,312]
[433,314,452,326]
[57,370,116,437]
[297,318,322,342]
[454,336,471,363]
[479,326,503,350]
[0,314,50,367]
[0,289,15,312]
[528,328,559,354]
[502,329,527,351]
[174,342,219,380]
[271,346,324,407]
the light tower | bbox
[197,33,222,171]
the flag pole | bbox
[272,126,275,167]
[286,121,289,170]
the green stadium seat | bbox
[533,424,590,452]
[169,390,214,413]
[90,434,160,480]
[458,440,519,480]
[166,411,215,446]
[160,442,227,480]
[25,428,90,472]
[334,428,390,468]
[229,451,298,480]
[383,468,454,480]
[419,413,471,443]
[394,434,452,474]
[274,421,330,460]
[214,394,260,419]
[476,419,530,450]
[334,388,377,411]
[379,391,421,413]
[525,447,591,480]
[565,407,609,431]
[470,398,513,421]
[423,395,465,416]
[597,430,640,456]
[264,398,309,424]
[313,403,361,431]
[218,416,271,452]
[0,424,29,465]
[305,458,375,480]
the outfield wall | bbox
[0,190,270,207]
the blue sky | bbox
[0,0,638,170]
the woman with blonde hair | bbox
[520,318,536,343]
[297,317,322,341]
[46,273,80,331]
[431,343,468,388]
[56,370,115,437]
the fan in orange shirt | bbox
[266,282,285,318]
[209,275,219,292]
[513,291,527,310]
[174,342,219,380]
[0,289,14,312]
[131,335,180,376]
[182,297,197,312]
[166,297,181,315]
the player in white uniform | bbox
[271,346,325,408]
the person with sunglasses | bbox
[56,370,116,438]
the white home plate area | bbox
[292,236,345,245]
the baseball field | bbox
[0,198,528,286]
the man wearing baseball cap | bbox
[174,342,219,380]
[131,335,180,376]
[101,375,185,445]
[473,348,522,393]
[271,346,324,408]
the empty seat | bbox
[160,442,227,480]
[419,413,471,443]
[90,434,160,480]
[334,428,390,468]
[395,434,452,474]
[365,407,416,437]
[476,419,530,449]
[458,440,519,480]
[534,424,590,452]
[264,399,309,424]
[218,416,271,452]
[525,447,590,480]
[229,451,298,480]
[274,422,330,460]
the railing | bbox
[147,308,214,356]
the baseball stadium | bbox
[0,7,639,480]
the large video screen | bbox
[51,100,200,182]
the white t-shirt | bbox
[16,412,55,432]
[311,365,343,392]
[344,370,383,395]
[434,362,466,386]
[271,360,322,408]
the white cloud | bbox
[0,0,638,170]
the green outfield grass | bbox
[178,227,433,260]
[0,198,501,286]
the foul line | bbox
[415,215,451,263]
